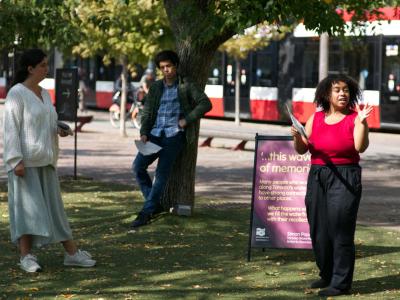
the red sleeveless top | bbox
[309,110,359,165]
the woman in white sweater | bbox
[3,48,96,272]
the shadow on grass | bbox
[353,274,400,295]
[0,179,399,299]
[59,177,134,193]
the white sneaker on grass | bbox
[64,249,96,267]
[20,254,42,273]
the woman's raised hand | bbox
[356,103,373,123]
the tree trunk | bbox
[161,42,219,214]
[119,56,128,137]
[162,0,235,214]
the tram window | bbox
[386,44,398,56]
[240,69,247,85]
[208,67,221,85]
[207,52,223,85]
[95,56,116,81]
[329,50,342,74]
[90,58,96,81]
[382,40,400,95]
[252,50,276,87]
[226,64,233,84]
[293,39,319,88]
[341,40,377,90]
[0,51,6,77]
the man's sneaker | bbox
[20,254,42,273]
[152,205,166,217]
[64,249,96,267]
[130,212,151,228]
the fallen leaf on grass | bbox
[60,294,75,299]
[265,271,280,276]
[235,276,243,281]
[304,288,313,294]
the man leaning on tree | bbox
[130,50,212,229]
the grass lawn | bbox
[0,178,399,299]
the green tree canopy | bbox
[0,0,75,50]
[64,0,173,70]
[220,22,291,60]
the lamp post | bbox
[319,32,329,81]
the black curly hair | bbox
[154,50,179,68]
[314,74,361,112]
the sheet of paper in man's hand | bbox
[286,104,308,140]
[135,140,162,156]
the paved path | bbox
[0,107,399,230]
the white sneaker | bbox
[64,249,96,267]
[20,254,42,273]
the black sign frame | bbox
[247,134,311,261]
[56,68,78,122]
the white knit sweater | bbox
[3,83,59,172]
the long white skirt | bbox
[7,165,73,248]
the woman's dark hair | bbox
[12,48,47,86]
[314,74,361,112]
[154,50,179,68]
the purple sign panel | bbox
[250,136,312,249]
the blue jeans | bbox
[132,132,185,215]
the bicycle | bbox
[109,90,143,129]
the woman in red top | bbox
[291,74,372,297]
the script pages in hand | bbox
[134,140,162,156]
[286,105,308,140]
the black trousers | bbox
[305,164,362,290]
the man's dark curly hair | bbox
[154,50,179,68]
[314,74,361,112]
